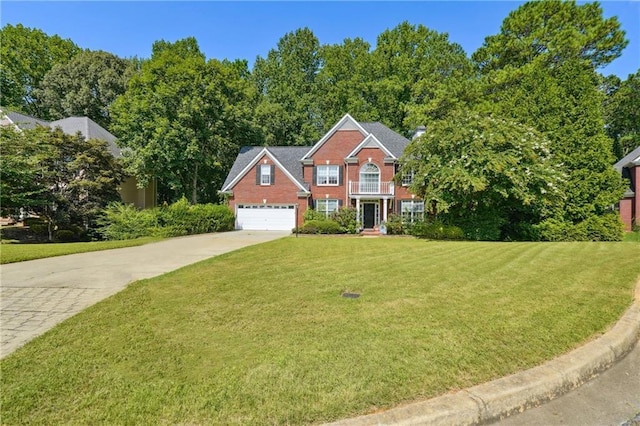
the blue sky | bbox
[2,1,638,78]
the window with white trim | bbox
[400,200,424,223]
[316,165,339,186]
[401,169,415,186]
[316,199,339,218]
[260,164,271,185]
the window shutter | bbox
[256,166,260,185]
[313,166,317,185]
[339,166,344,185]
[270,165,275,184]
[312,199,317,209]
[338,199,343,207]
[397,200,403,214]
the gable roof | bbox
[301,114,368,160]
[300,114,409,161]
[346,133,394,159]
[0,108,122,158]
[614,145,640,172]
[2,110,50,130]
[50,117,121,157]
[221,146,310,192]
[359,122,410,158]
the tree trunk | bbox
[191,162,198,204]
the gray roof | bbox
[359,122,410,158]
[1,109,122,158]
[4,110,50,129]
[50,117,121,158]
[222,146,310,191]
[614,145,640,172]
[222,120,409,191]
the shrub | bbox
[409,219,465,240]
[98,201,235,240]
[534,214,624,241]
[330,207,359,234]
[299,220,342,234]
[303,208,325,222]
[98,203,158,240]
[385,214,404,235]
[54,229,76,242]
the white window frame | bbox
[316,199,339,218]
[260,164,271,185]
[401,169,414,186]
[401,200,424,223]
[317,165,339,186]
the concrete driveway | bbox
[0,230,289,358]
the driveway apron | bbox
[0,230,289,358]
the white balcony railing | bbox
[349,181,394,195]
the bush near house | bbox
[533,213,625,242]
[384,214,465,240]
[298,207,359,234]
[99,198,234,240]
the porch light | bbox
[325,160,330,164]
[263,199,267,204]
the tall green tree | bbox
[473,0,628,71]
[316,38,378,127]
[112,38,260,203]
[401,112,562,240]
[253,28,322,146]
[0,24,80,116]
[473,1,627,224]
[604,70,640,159]
[35,50,133,129]
[371,22,474,134]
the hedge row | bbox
[99,198,234,240]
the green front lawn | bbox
[2,238,639,424]
[0,237,160,264]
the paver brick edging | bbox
[327,279,640,426]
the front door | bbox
[363,203,375,228]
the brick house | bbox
[615,145,640,231]
[221,114,423,231]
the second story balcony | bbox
[349,181,394,196]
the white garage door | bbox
[236,204,296,231]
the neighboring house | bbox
[221,114,423,231]
[0,109,156,209]
[614,145,640,232]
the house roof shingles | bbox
[1,109,122,158]
[222,119,409,191]
[614,145,640,172]
[359,122,410,158]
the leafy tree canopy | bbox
[253,27,323,146]
[401,112,563,240]
[604,69,640,159]
[0,126,123,237]
[473,0,628,71]
[35,50,133,129]
[112,37,260,204]
[0,24,80,116]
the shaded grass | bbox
[0,237,160,264]
[2,238,639,424]
[624,231,640,242]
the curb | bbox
[328,280,640,426]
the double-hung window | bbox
[316,165,339,186]
[260,164,272,185]
[401,169,415,186]
[401,200,424,223]
[316,199,339,218]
